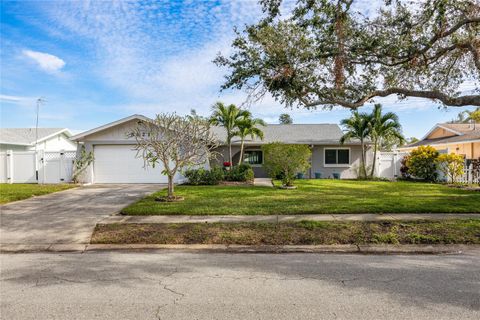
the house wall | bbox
[427,127,456,139]
[0,133,76,152]
[82,120,139,143]
[211,144,371,179]
[446,142,480,159]
[310,145,369,179]
[29,133,76,151]
[0,144,29,152]
[474,142,480,158]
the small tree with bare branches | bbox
[129,113,218,201]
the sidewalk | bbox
[253,178,274,187]
[100,213,480,224]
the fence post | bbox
[393,153,397,179]
[6,150,13,184]
[37,150,45,184]
[468,164,473,184]
[59,150,66,183]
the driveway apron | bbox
[0,184,162,245]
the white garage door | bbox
[94,145,168,183]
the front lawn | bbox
[0,184,76,204]
[122,180,480,215]
[92,220,480,245]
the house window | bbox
[243,150,263,165]
[325,148,350,165]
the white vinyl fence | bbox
[375,151,409,180]
[0,150,76,184]
[452,164,480,184]
[376,151,480,184]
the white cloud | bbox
[0,94,26,102]
[22,50,65,73]
[0,94,37,107]
[27,0,472,128]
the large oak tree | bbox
[215,0,480,109]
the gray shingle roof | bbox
[0,128,68,145]
[211,123,354,145]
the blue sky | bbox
[0,0,477,138]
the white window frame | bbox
[243,149,263,167]
[323,147,351,167]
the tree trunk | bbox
[360,139,366,178]
[228,138,233,165]
[167,175,174,198]
[370,137,378,178]
[238,139,245,166]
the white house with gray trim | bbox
[71,114,371,184]
[0,128,76,152]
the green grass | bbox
[91,220,480,245]
[122,180,480,215]
[0,183,76,204]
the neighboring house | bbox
[0,128,76,152]
[71,114,371,184]
[398,123,480,161]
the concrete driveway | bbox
[0,184,163,245]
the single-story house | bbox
[210,124,369,179]
[0,128,76,152]
[398,123,480,161]
[71,114,371,184]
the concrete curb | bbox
[1,243,479,255]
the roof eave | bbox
[0,141,32,146]
[71,114,151,141]
[35,129,72,144]
[398,137,480,149]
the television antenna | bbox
[34,97,46,181]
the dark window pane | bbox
[338,149,349,164]
[244,151,262,165]
[325,149,337,164]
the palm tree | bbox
[209,102,250,165]
[463,107,480,123]
[340,111,370,178]
[234,117,266,165]
[450,107,480,124]
[279,113,293,124]
[368,104,405,177]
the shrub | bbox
[184,167,224,185]
[262,143,311,187]
[406,146,439,182]
[437,153,465,183]
[225,163,254,182]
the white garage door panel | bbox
[94,145,168,183]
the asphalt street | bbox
[1,252,479,320]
